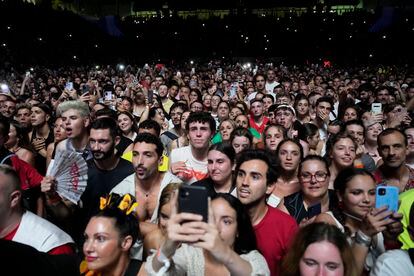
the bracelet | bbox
[156,248,171,275]
[355,230,372,247]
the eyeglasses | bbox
[300,172,328,182]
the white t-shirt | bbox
[170,146,208,185]
[265,81,279,94]
[371,249,414,276]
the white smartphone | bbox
[371,103,382,114]
[104,91,112,101]
[65,82,73,91]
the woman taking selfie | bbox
[146,193,269,275]
[143,183,181,258]
[81,193,145,276]
[315,168,403,274]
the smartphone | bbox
[371,103,382,114]
[147,89,154,103]
[307,202,322,219]
[82,85,90,94]
[65,82,73,91]
[104,91,112,101]
[230,83,238,98]
[178,185,208,222]
[375,186,399,213]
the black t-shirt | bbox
[81,158,134,219]
[192,177,236,198]
[116,135,133,156]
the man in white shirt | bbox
[170,112,216,184]
[265,69,280,94]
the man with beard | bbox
[158,84,174,114]
[160,102,188,155]
[374,128,414,193]
[111,133,181,233]
[41,118,133,238]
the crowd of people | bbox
[0,60,413,276]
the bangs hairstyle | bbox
[185,112,216,133]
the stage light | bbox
[73,55,77,59]
[38,37,43,41]
[95,65,100,69]
[190,60,194,65]
[30,68,34,71]
[382,35,387,39]
[118,64,125,70]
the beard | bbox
[92,146,115,161]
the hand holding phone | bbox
[178,185,208,222]
[371,103,382,114]
[307,203,321,219]
[65,82,73,91]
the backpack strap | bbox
[162,131,179,141]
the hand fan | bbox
[50,150,88,204]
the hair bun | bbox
[100,193,138,217]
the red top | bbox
[254,206,298,276]
[249,116,269,134]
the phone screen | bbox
[65,82,73,91]
[371,103,382,114]
[104,91,112,101]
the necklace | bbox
[11,147,21,153]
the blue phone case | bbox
[375,186,399,213]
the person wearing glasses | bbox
[278,155,337,225]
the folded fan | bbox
[50,150,88,204]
